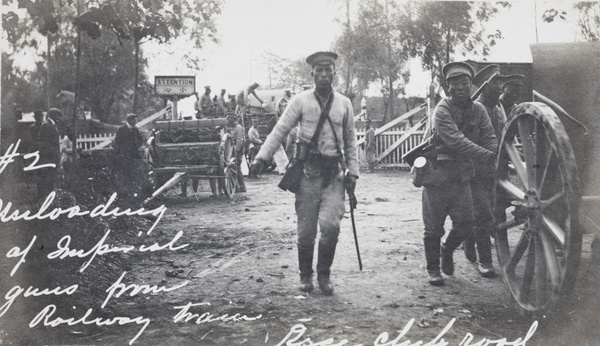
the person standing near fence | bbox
[421,62,497,286]
[250,51,358,295]
[36,108,61,201]
[364,119,376,172]
[114,113,144,183]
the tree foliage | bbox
[1,0,221,124]
[543,2,600,42]
[260,52,312,92]
[334,0,412,122]
[401,1,508,93]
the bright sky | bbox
[144,0,584,117]
[1,0,586,116]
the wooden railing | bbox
[77,133,114,150]
[356,128,425,169]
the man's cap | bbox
[205,85,211,89]
[47,108,62,119]
[472,64,502,87]
[442,61,475,81]
[501,74,526,87]
[306,51,338,66]
[126,113,137,119]
[34,110,44,118]
[221,88,226,92]
[226,114,238,121]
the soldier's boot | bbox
[441,230,464,276]
[424,237,444,286]
[475,228,495,278]
[298,244,314,292]
[463,233,477,263]
[316,242,337,295]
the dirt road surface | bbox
[1,170,599,345]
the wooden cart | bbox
[492,42,600,316]
[143,118,237,204]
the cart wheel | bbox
[493,102,583,317]
[224,164,237,198]
[221,134,237,199]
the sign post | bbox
[154,75,196,119]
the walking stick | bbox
[347,189,363,271]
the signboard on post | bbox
[154,75,196,97]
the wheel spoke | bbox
[518,117,537,187]
[506,231,530,274]
[538,229,561,290]
[504,142,529,189]
[540,191,564,210]
[541,215,566,246]
[533,233,548,306]
[537,148,555,199]
[519,238,536,304]
[498,178,526,200]
[497,217,526,232]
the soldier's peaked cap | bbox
[306,51,338,66]
[472,64,502,87]
[501,74,526,87]
[442,61,475,81]
[126,113,137,119]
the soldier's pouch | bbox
[412,158,449,187]
[278,160,304,194]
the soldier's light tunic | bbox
[255,89,359,177]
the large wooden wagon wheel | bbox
[493,102,583,317]
[220,134,237,198]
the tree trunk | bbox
[73,28,81,161]
[46,35,51,109]
[133,39,139,114]
[445,26,451,64]
[387,78,394,124]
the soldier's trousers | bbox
[467,178,494,265]
[422,181,474,271]
[295,173,345,276]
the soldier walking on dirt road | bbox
[251,51,358,295]
[421,62,497,286]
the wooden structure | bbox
[355,103,427,169]
[491,42,600,317]
[144,117,236,204]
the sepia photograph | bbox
[1,0,599,344]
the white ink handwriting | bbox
[0,284,78,318]
[0,192,167,235]
[173,302,262,324]
[5,235,36,276]
[276,324,348,346]
[102,272,189,308]
[29,304,150,345]
[0,140,56,175]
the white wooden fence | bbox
[77,133,114,150]
[356,128,425,169]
